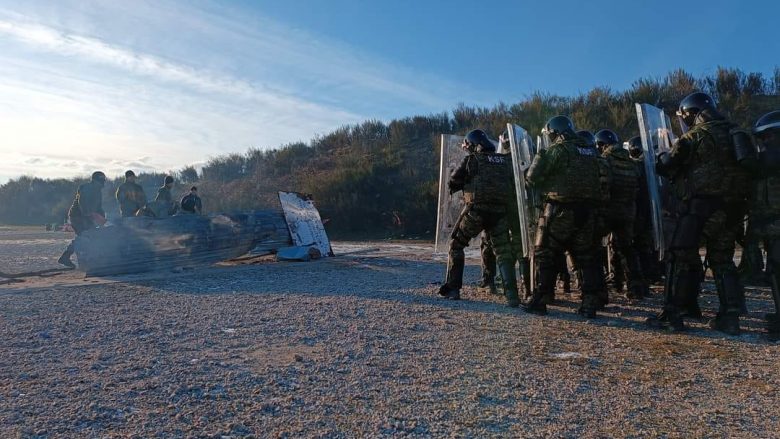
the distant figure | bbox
[180,186,202,214]
[58,171,107,268]
[115,170,147,217]
[151,175,177,217]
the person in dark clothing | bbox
[58,171,107,268]
[180,186,202,214]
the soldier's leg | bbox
[478,232,497,291]
[518,257,532,300]
[569,207,602,318]
[647,208,705,331]
[524,203,571,315]
[705,210,743,335]
[488,215,520,308]
[58,218,86,268]
[441,208,484,300]
[614,219,647,300]
[764,237,780,337]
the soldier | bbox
[115,170,147,217]
[57,171,107,268]
[646,92,752,334]
[439,129,521,307]
[595,129,647,300]
[180,186,203,215]
[478,131,534,298]
[524,116,607,318]
[750,110,780,338]
[151,175,177,217]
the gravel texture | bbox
[2,229,780,438]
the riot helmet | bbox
[543,115,575,142]
[498,131,511,154]
[464,129,496,153]
[627,136,643,159]
[594,129,620,152]
[754,110,780,151]
[677,92,717,128]
[576,130,596,148]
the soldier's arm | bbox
[447,156,472,194]
[656,132,696,176]
[115,185,124,203]
[526,147,558,188]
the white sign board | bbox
[278,191,334,257]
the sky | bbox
[0,0,777,183]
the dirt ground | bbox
[1,226,780,438]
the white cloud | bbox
[0,0,474,182]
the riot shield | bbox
[507,123,537,258]
[434,134,468,253]
[635,103,674,261]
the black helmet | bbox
[595,129,620,150]
[544,115,575,141]
[754,110,780,135]
[627,136,643,158]
[91,171,106,183]
[464,129,495,152]
[164,175,174,185]
[754,110,780,150]
[576,130,595,148]
[125,170,136,178]
[677,92,717,127]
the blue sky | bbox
[0,0,777,182]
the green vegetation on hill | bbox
[1,67,778,237]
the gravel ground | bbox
[2,228,780,438]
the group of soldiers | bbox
[439,91,780,338]
[57,171,203,268]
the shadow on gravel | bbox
[128,254,778,346]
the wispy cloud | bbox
[0,0,473,182]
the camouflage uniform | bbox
[654,118,750,328]
[525,134,607,316]
[59,180,105,266]
[479,201,531,297]
[150,185,178,217]
[751,150,780,335]
[441,150,520,306]
[116,180,147,217]
[600,145,645,298]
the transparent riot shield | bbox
[635,103,674,261]
[434,134,467,253]
[507,124,537,259]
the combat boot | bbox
[523,292,547,315]
[645,309,686,332]
[709,313,741,336]
[437,285,461,300]
[505,288,520,308]
[524,265,556,315]
[496,259,520,307]
[477,280,499,296]
[58,245,76,269]
[578,293,600,319]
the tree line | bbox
[1,67,778,237]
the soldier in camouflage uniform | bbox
[115,170,147,217]
[57,171,107,268]
[478,132,532,298]
[647,92,752,334]
[749,110,780,338]
[523,116,608,318]
[595,129,647,300]
[439,129,521,307]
